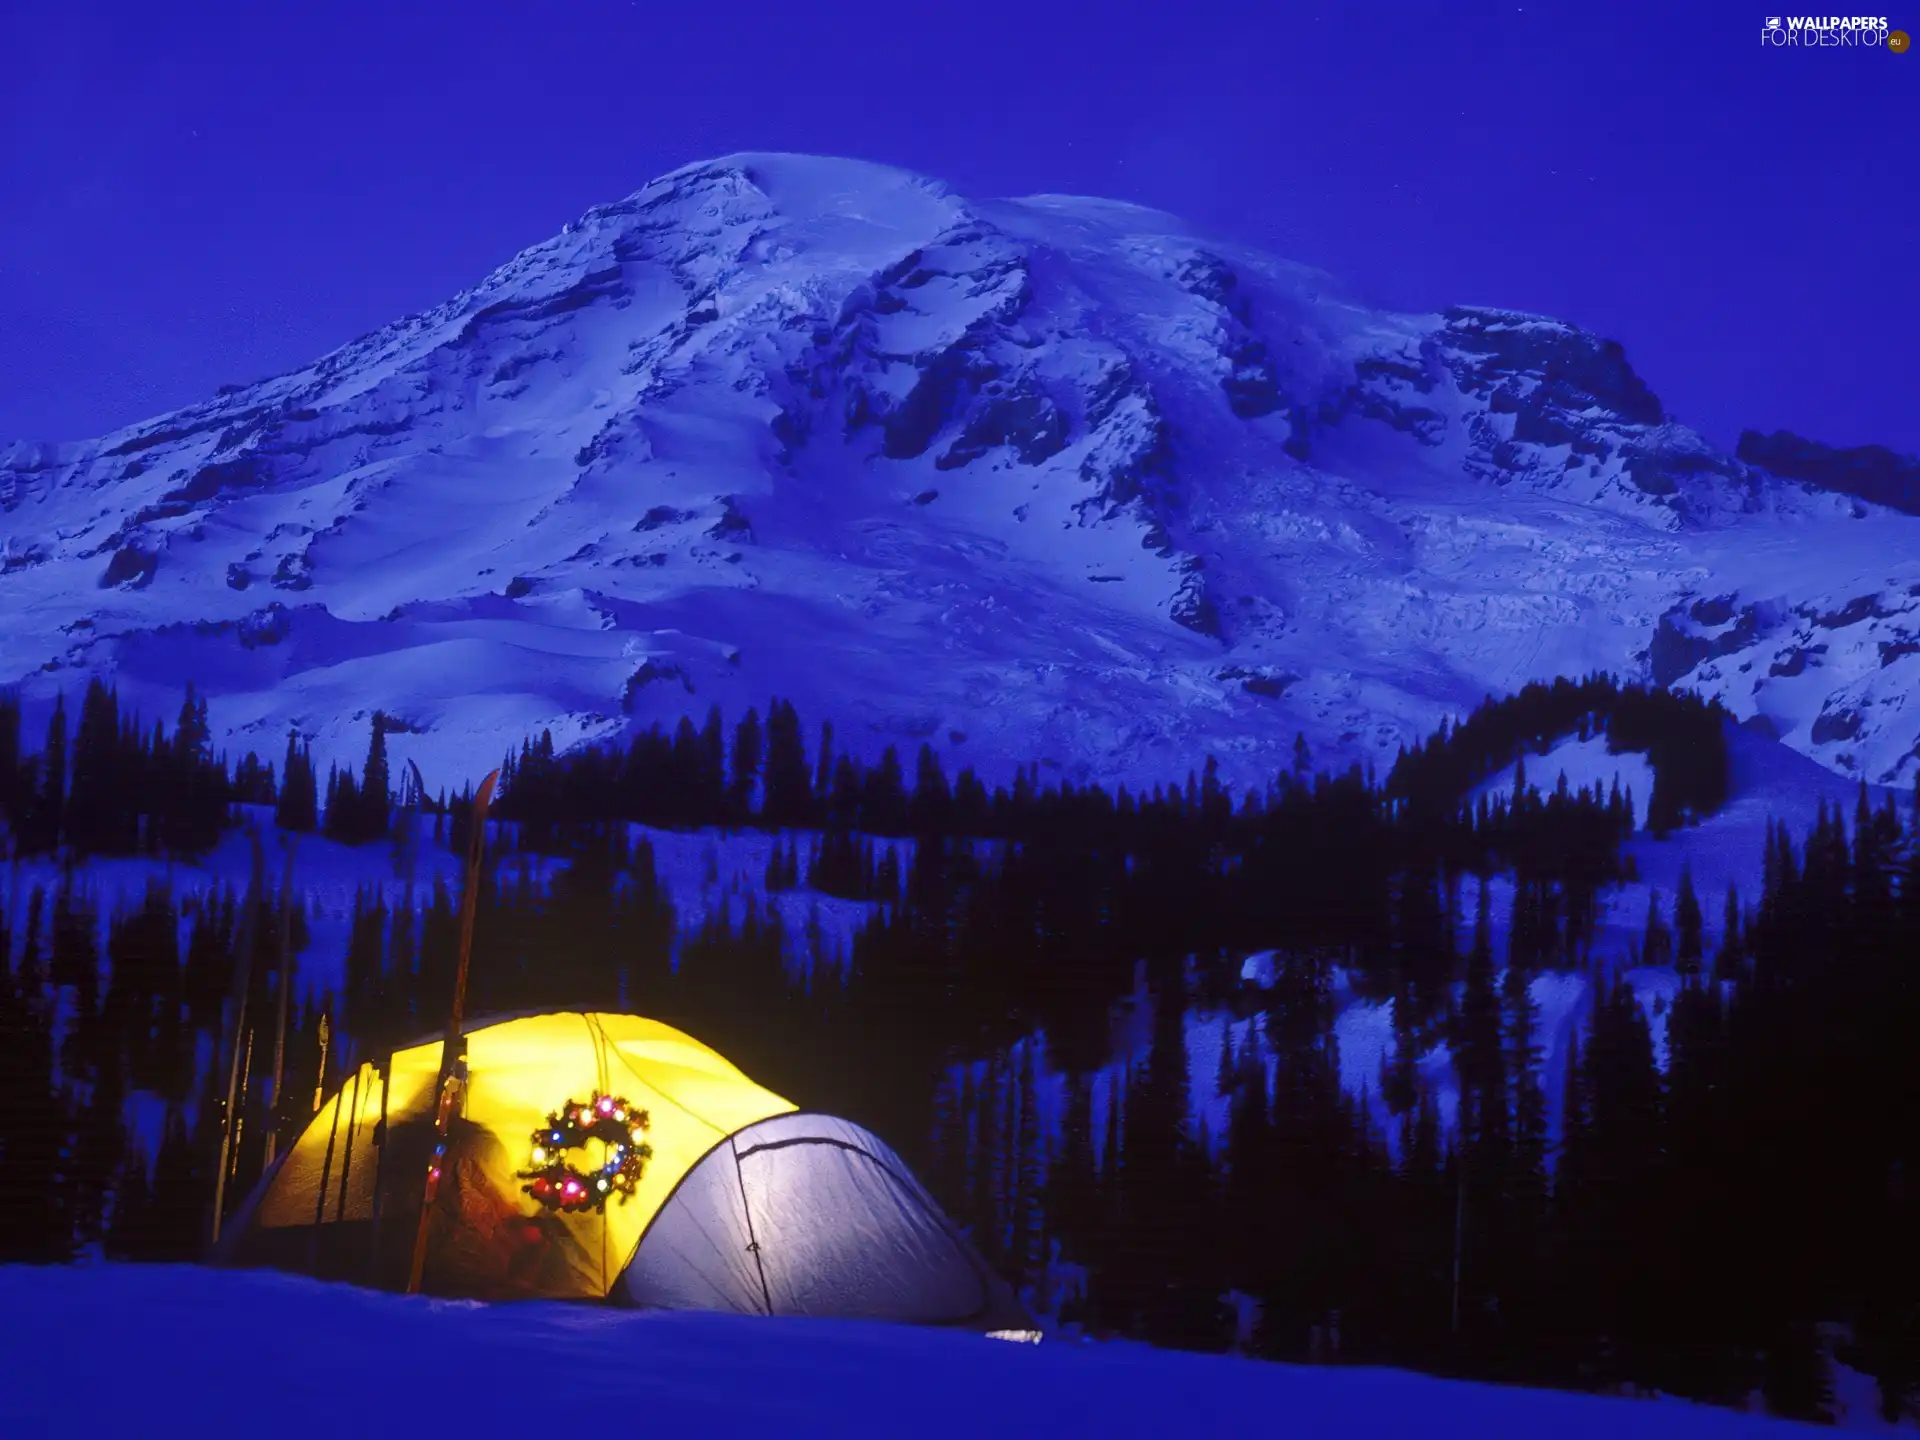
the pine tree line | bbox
[2,676,1912,1427]
[975,786,1919,1425]
[0,860,317,1264]
[492,678,1729,848]
[0,682,232,861]
[1387,673,1732,837]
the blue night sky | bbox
[1,0,1913,454]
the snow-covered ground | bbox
[0,1263,1832,1438]
[1467,733,1657,828]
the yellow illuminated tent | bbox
[218,1011,1031,1333]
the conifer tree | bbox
[1006,1042,1047,1288]
[145,1103,206,1260]
[21,693,68,854]
[726,708,762,824]
[760,699,811,829]
[69,1006,125,1245]
[0,888,71,1259]
[1385,976,1422,1123]
[812,720,834,826]
[967,1057,1003,1265]
[1456,878,1506,1159]
[358,712,392,843]
[104,1139,154,1260]
[865,745,908,835]
[1713,883,1743,985]
[323,765,361,844]
[1641,888,1673,967]
[695,707,726,824]
[341,885,388,1057]
[65,678,123,857]
[1221,1030,1274,1321]
[828,755,861,831]
[909,743,952,837]
[1047,1069,1102,1330]
[0,690,20,826]
[275,730,318,832]
[1500,949,1548,1330]
[165,683,224,857]
[1675,864,1703,977]
[1214,1020,1237,1104]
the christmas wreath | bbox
[517,1092,653,1214]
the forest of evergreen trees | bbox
[0,676,1915,1426]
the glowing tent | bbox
[219,1011,1030,1332]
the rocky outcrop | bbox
[1736,429,1920,515]
[935,377,1068,470]
[1172,253,1286,420]
[1650,599,1767,685]
[1440,307,1663,428]
[1342,347,1447,446]
[100,545,157,589]
[1169,556,1221,639]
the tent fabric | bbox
[224,1011,795,1300]
[621,1112,1030,1331]
[220,1011,1030,1334]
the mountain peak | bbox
[4,154,1918,793]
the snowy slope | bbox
[0,1264,1831,1439]
[2,152,1916,794]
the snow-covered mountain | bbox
[3,152,1916,790]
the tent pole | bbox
[731,1134,775,1317]
[309,1061,347,1274]
[367,1058,392,1286]
[333,1064,363,1231]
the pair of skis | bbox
[207,759,502,1292]
[209,826,302,1251]
[404,767,501,1295]
[364,758,429,1283]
